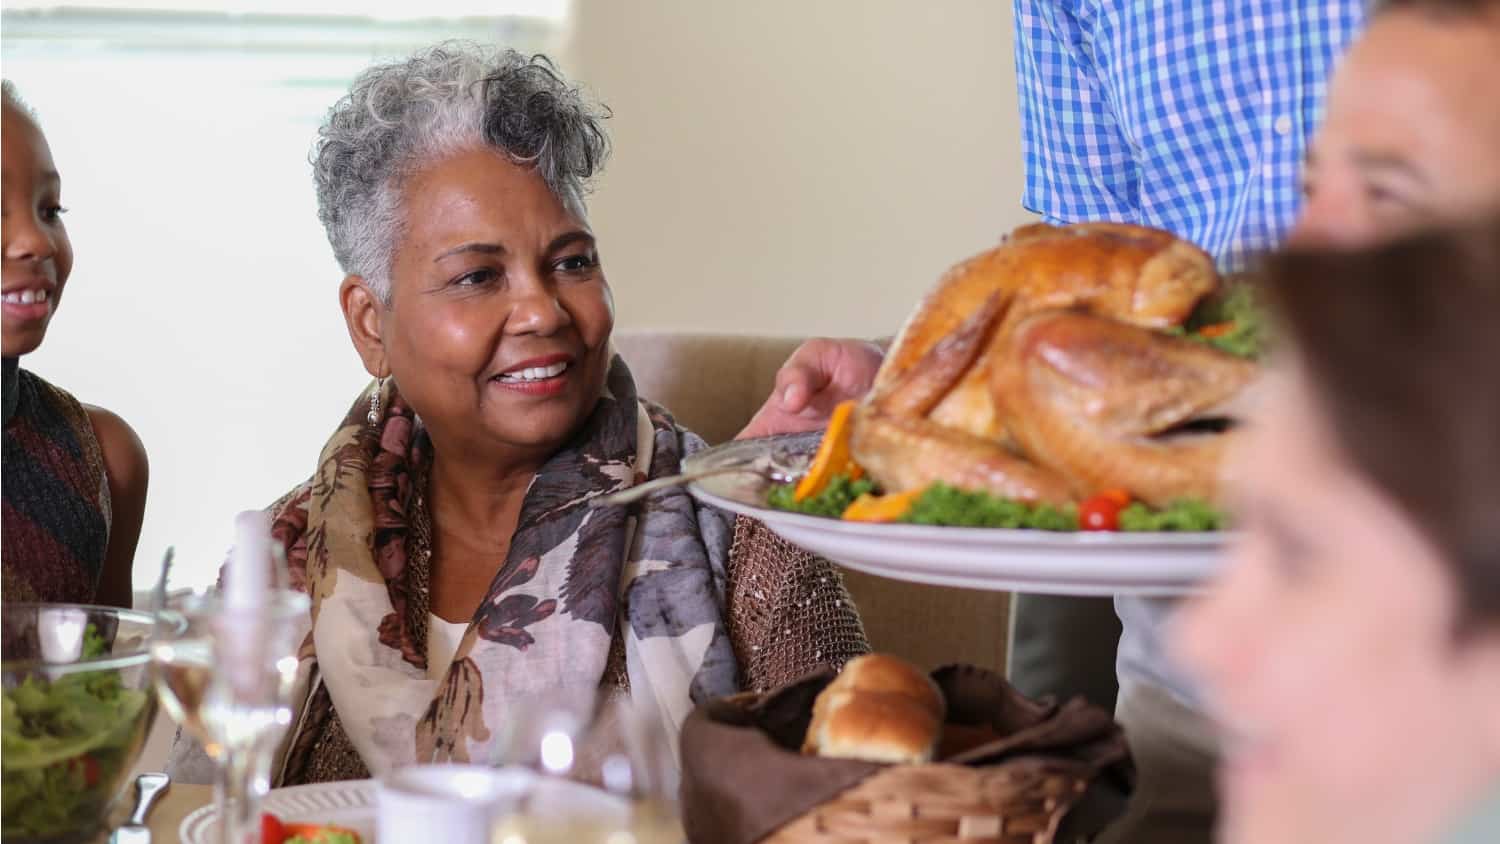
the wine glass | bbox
[585,696,683,844]
[151,578,308,844]
[489,690,685,844]
[151,592,222,760]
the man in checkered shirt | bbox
[1011,2,1364,842]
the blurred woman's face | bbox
[363,147,614,460]
[1176,374,1500,844]
[1,103,73,358]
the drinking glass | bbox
[489,690,685,844]
[586,697,683,844]
[151,587,308,844]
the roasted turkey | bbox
[850,222,1258,508]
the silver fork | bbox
[590,448,808,508]
[149,547,174,611]
[109,772,170,844]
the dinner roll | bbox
[823,654,945,719]
[804,690,942,765]
[803,654,946,764]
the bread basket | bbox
[680,664,1134,844]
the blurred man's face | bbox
[1291,8,1500,247]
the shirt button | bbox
[1274,115,1293,136]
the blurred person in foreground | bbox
[168,43,867,786]
[1177,218,1500,844]
[1,80,147,607]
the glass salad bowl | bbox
[2,603,175,843]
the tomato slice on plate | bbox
[261,813,287,844]
[261,812,362,843]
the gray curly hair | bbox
[312,42,610,300]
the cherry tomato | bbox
[1097,488,1132,508]
[70,756,101,787]
[261,813,287,844]
[1079,493,1125,531]
[82,756,101,786]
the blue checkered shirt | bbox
[1016,0,1366,271]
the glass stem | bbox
[215,746,265,844]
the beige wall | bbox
[571,0,1033,339]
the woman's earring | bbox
[367,379,383,427]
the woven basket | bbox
[766,761,1090,844]
[680,665,1132,844]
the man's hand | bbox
[738,337,886,439]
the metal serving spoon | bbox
[589,447,809,508]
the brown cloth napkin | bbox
[680,663,1135,844]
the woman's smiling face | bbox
[353,147,614,459]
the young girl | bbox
[3,80,147,607]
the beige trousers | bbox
[1097,681,1220,844]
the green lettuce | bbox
[286,833,361,844]
[1118,499,1225,532]
[768,475,1225,532]
[902,483,1079,531]
[2,625,151,841]
[766,473,876,518]
[1173,281,1266,359]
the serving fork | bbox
[109,772,170,844]
[589,446,809,508]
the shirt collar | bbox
[1440,779,1500,844]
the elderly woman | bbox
[2,81,148,607]
[174,43,867,785]
[1176,221,1500,844]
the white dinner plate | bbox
[684,432,1229,596]
[181,779,377,843]
[179,773,625,844]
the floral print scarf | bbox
[265,356,740,777]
